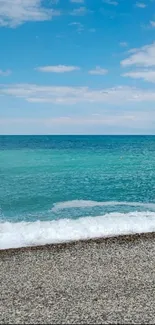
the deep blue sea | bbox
[1,135,155,249]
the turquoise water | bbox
[1,135,155,249]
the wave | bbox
[52,200,155,211]
[1,211,155,250]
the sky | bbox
[0,0,155,135]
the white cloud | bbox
[122,43,155,83]
[1,84,155,104]
[89,66,108,75]
[121,43,155,67]
[103,0,118,6]
[0,69,11,76]
[0,0,60,28]
[122,69,155,83]
[71,7,92,16]
[127,48,139,54]
[135,2,147,8]
[36,65,80,73]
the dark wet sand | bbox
[0,233,155,324]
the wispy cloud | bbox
[89,66,108,75]
[135,2,147,8]
[122,69,155,83]
[0,69,12,76]
[50,0,59,3]
[119,42,128,47]
[150,20,155,27]
[1,111,155,134]
[0,115,139,127]
[71,7,92,16]
[121,43,155,67]
[102,0,118,6]
[0,0,60,28]
[142,20,155,30]
[69,22,84,33]
[70,0,84,3]
[121,43,155,83]
[88,28,96,33]
[36,65,80,73]
[1,84,155,104]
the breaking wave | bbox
[1,211,155,250]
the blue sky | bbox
[0,0,155,134]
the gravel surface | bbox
[0,233,155,324]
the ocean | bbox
[0,135,155,249]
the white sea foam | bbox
[52,200,155,211]
[0,211,155,250]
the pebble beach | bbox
[0,233,155,324]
